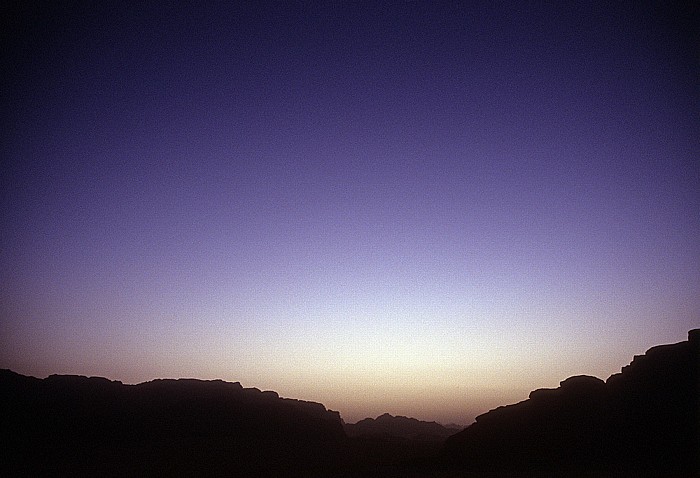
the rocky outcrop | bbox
[0,371,347,477]
[441,329,699,473]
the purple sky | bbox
[2,1,698,424]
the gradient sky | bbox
[2,1,698,425]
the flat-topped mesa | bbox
[0,370,348,476]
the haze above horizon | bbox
[2,1,698,425]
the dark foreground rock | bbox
[0,371,347,477]
[441,329,700,475]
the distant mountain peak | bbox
[345,412,458,440]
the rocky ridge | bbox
[441,329,699,473]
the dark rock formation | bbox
[345,413,458,440]
[441,329,700,474]
[2,330,697,476]
[344,413,459,470]
[0,371,347,477]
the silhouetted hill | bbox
[441,329,700,474]
[343,413,460,471]
[345,413,458,440]
[0,371,347,477]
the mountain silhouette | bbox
[0,371,347,477]
[345,413,459,440]
[2,330,697,476]
[441,329,700,474]
[344,413,459,470]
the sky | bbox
[2,1,698,425]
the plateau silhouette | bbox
[0,372,347,476]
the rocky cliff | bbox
[441,329,699,473]
[0,371,347,476]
